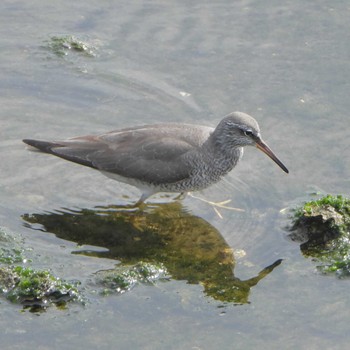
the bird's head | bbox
[214,111,289,173]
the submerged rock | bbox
[95,261,168,296]
[44,35,97,57]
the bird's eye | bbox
[243,130,254,137]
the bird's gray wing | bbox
[88,133,195,184]
[24,126,203,184]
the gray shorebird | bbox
[23,111,288,205]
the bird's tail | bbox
[23,139,63,154]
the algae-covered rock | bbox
[0,266,80,310]
[0,266,79,309]
[95,261,168,296]
[44,35,96,57]
[289,195,350,276]
[0,227,81,311]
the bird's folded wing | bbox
[51,135,195,184]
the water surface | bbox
[1,1,350,349]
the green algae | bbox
[0,248,26,264]
[96,261,168,296]
[294,195,349,230]
[0,228,29,264]
[44,35,96,57]
[0,227,81,311]
[290,195,350,277]
[0,264,81,312]
[0,266,80,310]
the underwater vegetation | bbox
[0,229,80,312]
[43,35,97,57]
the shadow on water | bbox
[22,202,282,304]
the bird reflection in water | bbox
[23,201,282,304]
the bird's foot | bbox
[173,192,187,200]
[187,193,244,218]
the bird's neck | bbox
[202,135,243,173]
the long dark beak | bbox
[256,139,289,173]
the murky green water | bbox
[1,1,350,349]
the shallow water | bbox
[1,1,350,349]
